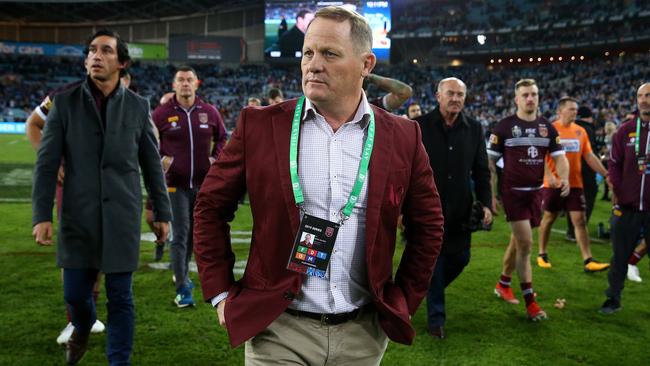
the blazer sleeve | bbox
[138,101,172,222]
[32,98,64,225]
[397,121,444,315]
[472,123,493,209]
[193,108,248,302]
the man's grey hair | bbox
[311,6,373,53]
[437,77,467,93]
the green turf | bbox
[1,134,648,365]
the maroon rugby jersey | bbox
[34,80,85,121]
[487,115,564,190]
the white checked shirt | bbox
[211,94,373,312]
[290,94,373,314]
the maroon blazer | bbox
[193,99,444,347]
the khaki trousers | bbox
[245,308,388,366]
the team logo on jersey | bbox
[325,227,335,237]
[171,122,178,128]
[527,146,538,158]
[629,132,637,138]
[556,136,561,144]
[575,130,582,137]
[539,125,548,137]
[168,116,179,123]
[512,126,522,138]
[489,134,498,145]
[199,113,208,123]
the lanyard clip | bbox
[338,212,350,225]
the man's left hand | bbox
[153,221,170,244]
[482,206,493,226]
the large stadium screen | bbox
[265,1,391,62]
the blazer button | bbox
[283,291,295,300]
[103,197,110,202]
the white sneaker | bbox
[91,319,105,333]
[56,322,74,345]
[628,264,642,282]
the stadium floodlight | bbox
[580,56,585,60]
[498,59,502,63]
[558,56,563,61]
[537,57,542,61]
[529,57,533,62]
[477,34,486,45]
[571,56,576,60]
[605,51,610,56]
[509,58,513,63]
[550,57,554,61]
[490,59,494,63]
[270,51,281,58]
[517,58,521,62]
[413,58,418,64]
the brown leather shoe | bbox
[429,326,445,339]
[65,328,90,365]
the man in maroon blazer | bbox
[193,6,443,364]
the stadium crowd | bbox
[392,0,648,34]
[2,52,648,134]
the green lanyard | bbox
[289,96,375,221]
[636,117,647,157]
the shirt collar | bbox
[434,106,468,129]
[303,91,372,130]
[87,76,120,100]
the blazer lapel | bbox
[272,101,300,233]
[365,112,395,251]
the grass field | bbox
[0,133,648,365]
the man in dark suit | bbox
[415,77,492,339]
[32,30,171,365]
[194,6,443,365]
[278,9,314,58]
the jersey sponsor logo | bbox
[525,128,537,137]
[539,125,548,137]
[512,125,522,138]
[199,113,208,123]
[556,136,561,144]
[168,116,179,123]
[527,146,539,158]
[628,132,637,138]
[559,138,580,152]
[489,134,499,145]
[575,129,582,137]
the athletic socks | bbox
[584,257,593,265]
[628,251,644,265]
[499,274,512,288]
[520,282,535,307]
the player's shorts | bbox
[542,188,586,212]
[501,188,542,227]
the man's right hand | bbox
[216,300,226,327]
[33,221,53,246]
[57,165,65,184]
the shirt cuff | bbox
[210,292,229,307]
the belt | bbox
[284,305,369,325]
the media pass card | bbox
[287,213,339,278]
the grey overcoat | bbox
[32,78,172,273]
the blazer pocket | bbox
[386,168,407,207]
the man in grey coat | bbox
[31,30,171,366]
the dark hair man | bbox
[278,9,315,57]
[193,6,443,364]
[415,77,492,339]
[566,105,599,239]
[487,79,569,321]
[152,65,227,308]
[31,29,172,365]
[267,88,284,105]
[407,102,422,119]
[600,82,650,314]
